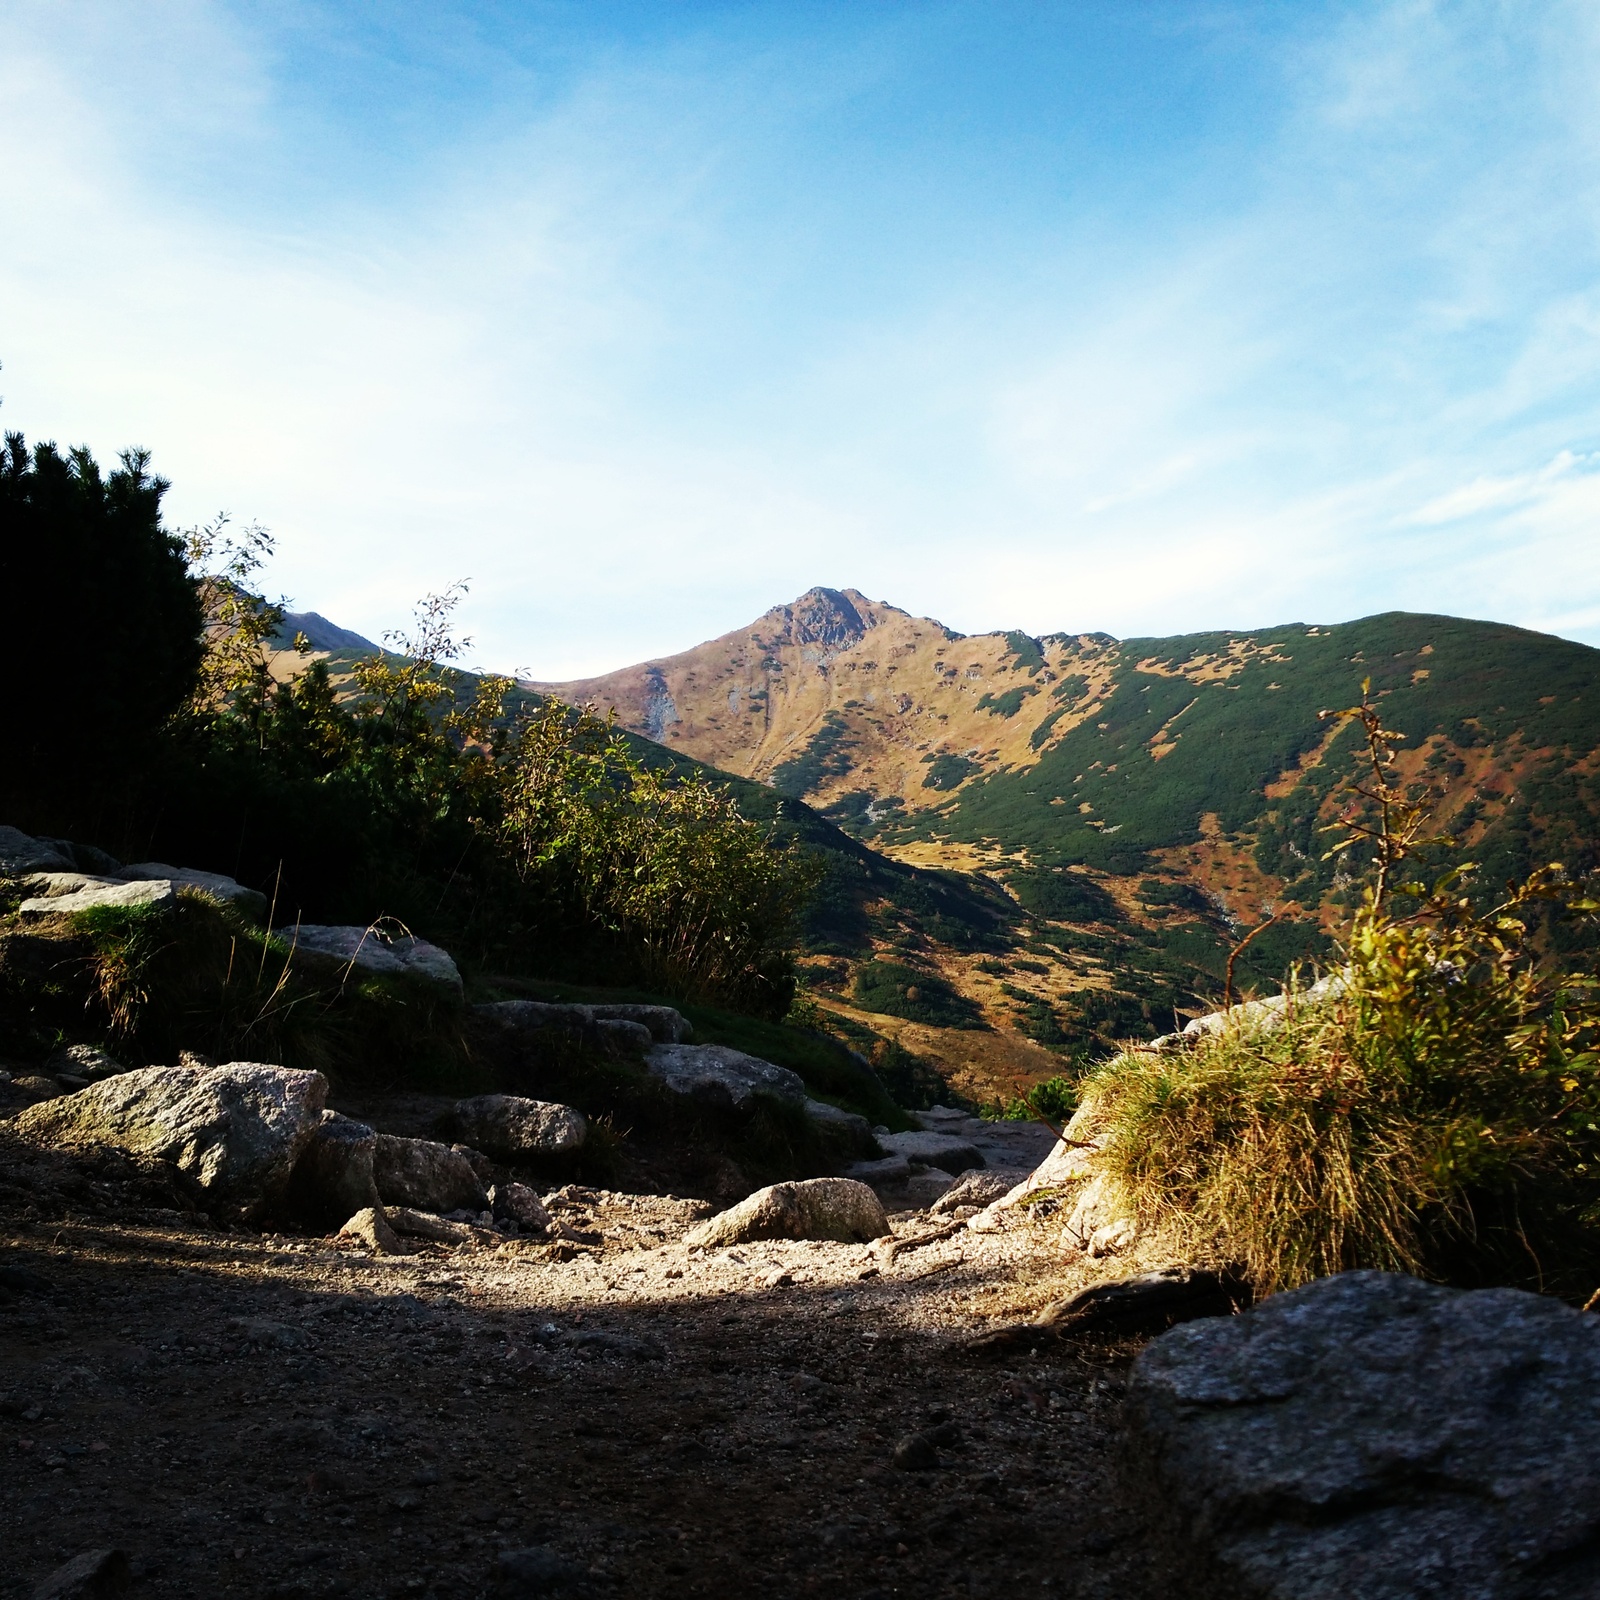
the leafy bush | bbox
[986,1073,1079,1125]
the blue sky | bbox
[3,1,1599,677]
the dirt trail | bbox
[1,1142,1171,1600]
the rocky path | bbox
[1,1174,1168,1600]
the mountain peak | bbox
[764,587,874,650]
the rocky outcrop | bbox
[686,1177,887,1247]
[371,1134,487,1213]
[930,1168,1031,1214]
[0,825,76,876]
[454,1095,587,1160]
[119,863,268,921]
[283,925,463,999]
[967,1101,1136,1253]
[2,826,266,921]
[644,1043,807,1112]
[43,1044,128,1083]
[1128,1270,1600,1600]
[1143,971,1349,1052]
[13,1063,326,1207]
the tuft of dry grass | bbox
[1084,988,1448,1294]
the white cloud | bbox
[2,0,1600,678]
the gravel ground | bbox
[0,1125,1175,1600]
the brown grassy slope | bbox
[527,586,1117,815]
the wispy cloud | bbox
[1,1,1598,674]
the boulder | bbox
[905,1168,956,1206]
[12,1063,326,1206]
[18,879,175,919]
[1128,1270,1600,1600]
[468,999,687,1063]
[454,1095,587,1159]
[8,1075,62,1103]
[119,863,269,921]
[844,1154,912,1188]
[930,1168,1032,1214]
[20,872,124,897]
[489,1182,552,1232]
[286,1110,380,1222]
[804,1098,873,1141]
[371,1133,488,1213]
[594,1018,653,1052]
[644,1042,807,1112]
[470,1001,608,1064]
[0,825,74,876]
[686,1177,887,1247]
[30,1547,130,1600]
[338,1206,412,1256]
[38,837,124,876]
[283,924,463,999]
[43,1044,128,1082]
[876,1129,984,1175]
[586,1002,692,1043]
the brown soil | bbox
[0,1119,1174,1600]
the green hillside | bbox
[880,611,1600,893]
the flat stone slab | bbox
[876,1130,985,1175]
[19,879,176,918]
[844,1154,912,1187]
[911,1107,1058,1169]
[644,1043,806,1111]
[120,863,269,921]
[281,925,462,998]
[585,1003,691,1043]
[1128,1269,1600,1599]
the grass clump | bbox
[1079,688,1600,1298]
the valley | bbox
[529,590,1600,1096]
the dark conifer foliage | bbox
[0,433,203,822]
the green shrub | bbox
[1006,868,1118,923]
[852,959,987,1030]
[921,752,980,791]
[986,1072,1080,1125]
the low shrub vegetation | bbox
[1078,691,1600,1297]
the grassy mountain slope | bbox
[530,597,1600,1089]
